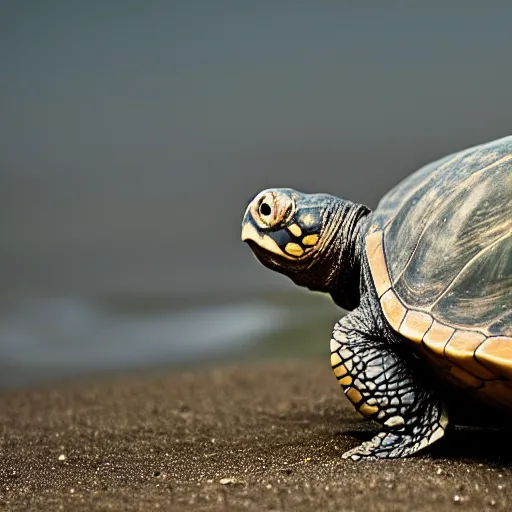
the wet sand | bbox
[1,360,511,511]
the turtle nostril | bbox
[259,202,272,216]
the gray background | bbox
[1,1,511,387]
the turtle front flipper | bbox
[331,304,449,460]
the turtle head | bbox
[241,188,369,307]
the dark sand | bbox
[1,360,511,511]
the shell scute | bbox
[475,336,512,380]
[444,331,494,380]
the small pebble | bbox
[453,495,461,503]
[58,454,67,461]
[219,478,237,485]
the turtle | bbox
[241,135,512,459]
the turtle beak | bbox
[241,211,270,246]
[241,222,259,243]
[240,204,255,242]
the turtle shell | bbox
[365,136,512,410]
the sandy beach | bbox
[0,360,511,511]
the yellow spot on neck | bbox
[287,223,302,237]
[302,234,319,246]
[285,242,304,257]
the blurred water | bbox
[0,297,297,388]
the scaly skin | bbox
[331,287,449,459]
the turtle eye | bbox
[257,194,277,226]
[251,190,293,229]
[259,202,272,217]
